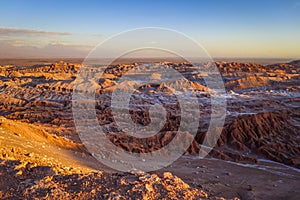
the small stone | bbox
[14,132,21,136]
[16,170,23,176]
[247,185,253,191]
[91,189,96,194]
[139,174,151,181]
[25,153,33,157]
[163,172,173,179]
[145,183,153,192]
[64,167,70,171]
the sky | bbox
[0,0,300,58]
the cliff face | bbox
[216,111,300,167]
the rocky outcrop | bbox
[225,75,269,91]
[217,111,300,168]
[0,159,212,200]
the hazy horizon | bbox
[0,57,297,66]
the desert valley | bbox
[0,58,299,199]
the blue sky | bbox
[0,0,299,58]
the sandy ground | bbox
[161,156,300,200]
